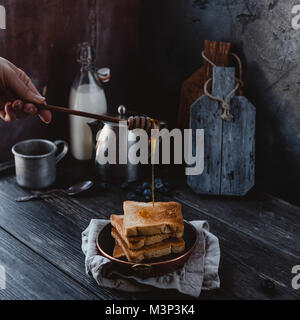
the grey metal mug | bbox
[12,139,68,189]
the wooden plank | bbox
[36,193,227,299]
[0,227,98,300]
[188,97,222,194]
[172,187,300,258]
[0,0,94,162]
[0,177,208,300]
[34,194,233,299]
[96,0,143,112]
[187,67,236,195]
[49,183,300,299]
[166,197,300,299]
[47,158,300,298]
[221,96,256,195]
[1,177,202,299]
[188,67,255,196]
[0,178,130,300]
[3,156,299,299]
[54,158,300,259]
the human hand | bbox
[0,57,52,123]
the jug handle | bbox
[54,140,69,164]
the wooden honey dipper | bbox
[37,103,155,130]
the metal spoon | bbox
[16,181,94,202]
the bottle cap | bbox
[98,68,111,83]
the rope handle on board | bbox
[202,51,244,121]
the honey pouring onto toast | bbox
[150,118,161,208]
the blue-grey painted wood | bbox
[221,97,256,195]
[188,67,255,196]
[188,95,222,194]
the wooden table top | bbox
[0,158,299,300]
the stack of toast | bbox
[110,201,185,263]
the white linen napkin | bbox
[82,219,220,298]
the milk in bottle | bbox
[69,42,109,160]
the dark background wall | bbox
[0,0,142,160]
[0,0,299,204]
[140,0,300,204]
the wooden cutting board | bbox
[187,66,255,196]
[178,40,243,130]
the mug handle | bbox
[54,140,69,164]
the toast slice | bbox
[123,201,184,237]
[113,242,126,259]
[111,227,185,263]
[110,214,183,250]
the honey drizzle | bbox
[150,118,161,208]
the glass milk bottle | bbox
[69,42,110,160]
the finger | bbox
[12,99,25,119]
[12,99,24,112]
[4,102,16,122]
[16,68,43,98]
[5,67,46,105]
[0,58,20,72]
[16,69,46,104]
[24,103,38,116]
[38,109,52,124]
[1,60,45,102]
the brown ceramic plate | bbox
[96,221,199,278]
